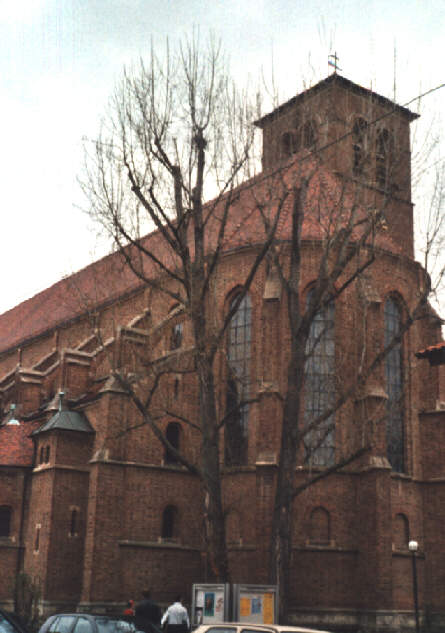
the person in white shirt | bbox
[161,596,190,633]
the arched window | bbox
[352,117,368,176]
[161,505,178,540]
[0,506,12,537]
[309,507,330,544]
[281,131,299,158]
[45,445,50,463]
[165,422,181,464]
[393,513,409,550]
[39,446,44,464]
[376,129,393,188]
[225,294,252,466]
[384,297,404,472]
[304,290,335,466]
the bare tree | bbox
[80,35,284,581]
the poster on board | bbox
[191,584,230,626]
[232,585,278,624]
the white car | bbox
[193,623,331,633]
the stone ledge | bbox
[118,539,199,551]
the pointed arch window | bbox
[384,297,405,472]
[304,291,335,466]
[225,294,251,466]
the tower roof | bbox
[32,395,94,435]
[254,74,420,128]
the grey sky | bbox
[1,0,444,313]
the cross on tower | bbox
[328,52,341,74]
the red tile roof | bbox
[0,161,403,356]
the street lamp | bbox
[409,540,420,633]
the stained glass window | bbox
[384,297,404,472]
[225,294,251,466]
[304,291,335,466]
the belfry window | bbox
[225,294,251,466]
[376,129,393,188]
[352,117,368,176]
[304,291,335,466]
[302,120,316,149]
[281,131,299,158]
[384,297,405,472]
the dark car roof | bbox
[38,613,134,633]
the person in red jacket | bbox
[123,600,135,616]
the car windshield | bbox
[0,614,19,633]
[95,618,136,633]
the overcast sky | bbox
[1,0,444,314]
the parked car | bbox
[192,624,331,633]
[0,609,30,633]
[38,614,137,633]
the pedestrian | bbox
[135,590,162,633]
[161,596,189,633]
[123,600,135,616]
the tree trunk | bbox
[269,338,306,621]
[195,343,230,581]
[269,184,307,621]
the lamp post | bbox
[409,540,420,633]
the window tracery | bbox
[384,296,405,472]
[304,291,335,466]
[225,293,251,466]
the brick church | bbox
[1,74,445,633]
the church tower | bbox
[255,74,419,257]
